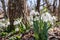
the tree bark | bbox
[8,0,16,31]
[16,0,28,25]
[58,0,60,21]
[8,0,28,31]
[1,0,7,18]
[36,0,40,12]
[53,0,57,16]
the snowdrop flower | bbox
[28,10,40,25]
[30,10,39,16]
[14,18,22,25]
[49,16,57,25]
[41,12,51,21]
[34,16,39,21]
[52,16,57,21]
[30,21,33,25]
[35,11,39,16]
[7,22,10,25]
[5,22,10,27]
[41,12,51,22]
[0,18,5,21]
[30,10,39,21]
[14,21,18,25]
[2,18,5,21]
[14,20,20,25]
[41,12,57,25]
[0,22,5,27]
[15,28,19,32]
[30,10,36,16]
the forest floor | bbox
[48,25,60,40]
[0,18,60,40]
[0,25,60,40]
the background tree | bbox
[58,0,60,21]
[14,0,28,26]
[0,0,7,18]
[8,0,16,31]
[36,0,40,12]
[45,0,59,21]
[8,0,28,31]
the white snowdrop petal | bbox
[41,12,57,25]
[15,28,19,32]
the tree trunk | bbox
[8,0,16,31]
[36,0,40,12]
[16,0,28,25]
[1,0,7,18]
[58,0,60,21]
[53,0,57,16]
[45,0,52,12]
[8,0,28,31]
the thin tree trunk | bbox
[36,0,40,12]
[1,0,7,18]
[58,0,60,21]
[53,0,57,16]
[45,0,51,12]
[45,0,57,16]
